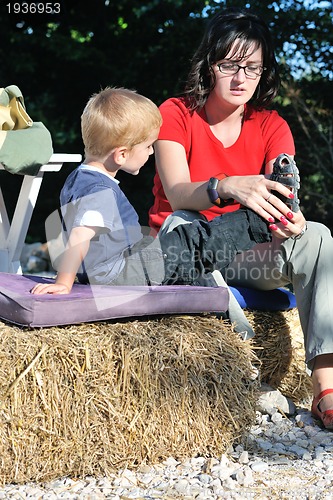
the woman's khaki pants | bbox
[160,211,333,373]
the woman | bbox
[149,7,333,429]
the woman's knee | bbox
[288,220,333,272]
[160,210,206,234]
[307,221,332,239]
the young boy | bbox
[31,87,292,295]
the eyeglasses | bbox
[216,62,266,79]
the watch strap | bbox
[207,175,233,206]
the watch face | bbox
[208,177,219,190]
[207,176,233,206]
[207,177,219,204]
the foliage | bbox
[278,79,333,228]
[0,0,332,237]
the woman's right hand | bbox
[219,174,296,224]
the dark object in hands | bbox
[270,153,300,212]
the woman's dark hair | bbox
[184,7,280,111]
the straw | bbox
[0,315,258,484]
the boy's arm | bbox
[31,226,97,295]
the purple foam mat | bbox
[0,273,229,327]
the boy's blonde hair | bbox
[81,87,162,160]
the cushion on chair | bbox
[0,273,229,327]
[229,286,296,311]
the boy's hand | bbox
[30,283,71,295]
[30,225,96,296]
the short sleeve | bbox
[260,110,295,162]
[63,187,122,234]
[75,188,121,231]
[158,98,191,149]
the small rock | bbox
[251,461,269,472]
[197,473,212,484]
[239,451,249,464]
[257,383,297,416]
[223,476,237,490]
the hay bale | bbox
[245,308,312,404]
[0,315,258,484]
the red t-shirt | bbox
[149,97,295,232]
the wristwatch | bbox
[207,175,233,207]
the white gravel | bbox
[1,403,333,499]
